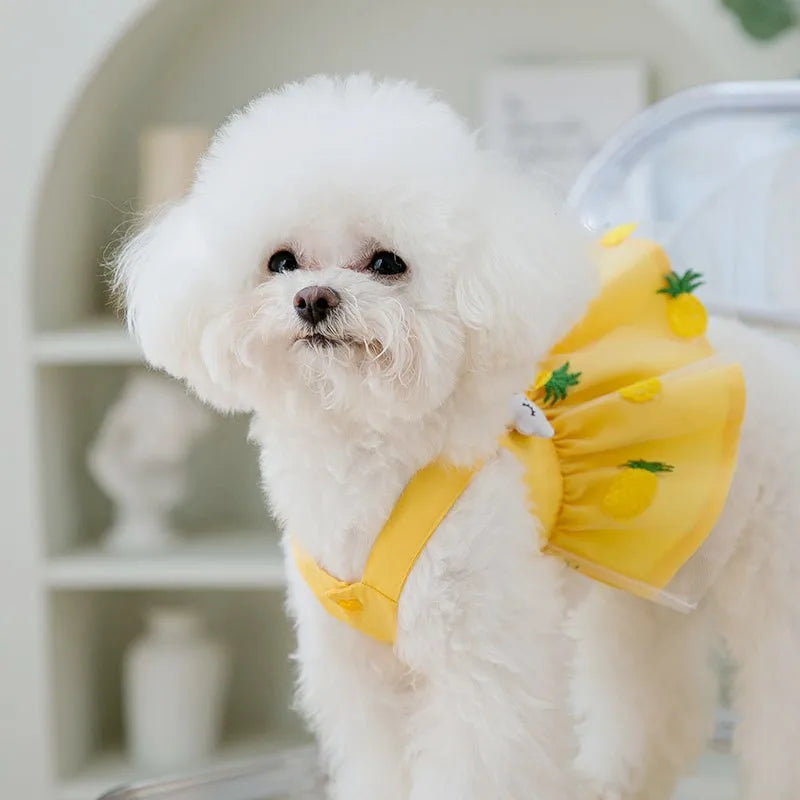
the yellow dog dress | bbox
[294,229,746,644]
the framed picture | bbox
[481,63,648,191]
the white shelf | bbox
[33,318,142,365]
[44,531,286,589]
[57,732,315,800]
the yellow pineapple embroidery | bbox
[600,222,638,247]
[533,362,582,406]
[602,460,674,520]
[658,269,708,338]
[619,378,662,403]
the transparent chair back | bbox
[570,81,800,332]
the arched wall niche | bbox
[32,0,717,331]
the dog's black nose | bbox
[294,285,340,325]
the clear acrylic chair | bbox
[569,80,800,334]
[570,79,800,797]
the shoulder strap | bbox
[361,461,478,602]
[293,460,479,644]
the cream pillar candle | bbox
[138,126,210,211]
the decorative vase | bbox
[123,607,230,772]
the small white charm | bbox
[510,393,554,438]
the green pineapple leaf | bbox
[622,459,675,474]
[657,269,705,297]
[543,362,582,405]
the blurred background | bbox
[2,1,800,798]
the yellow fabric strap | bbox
[293,461,477,643]
[362,462,478,599]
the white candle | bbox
[138,126,210,211]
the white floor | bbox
[674,751,738,799]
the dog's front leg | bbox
[289,579,409,800]
[397,536,580,800]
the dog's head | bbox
[116,75,592,433]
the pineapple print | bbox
[658,269,708,338]
[602,459,674,520]
[619,377,662,403]
[533,362,582,406]
[600,222,638,247]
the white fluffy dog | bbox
[116,75,800,799]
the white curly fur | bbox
[115,74,800,800]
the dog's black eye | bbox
[369,251,407,277]
[267,250,299,274]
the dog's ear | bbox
[114,202,250,412]
[455,167,597,379]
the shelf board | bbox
[32,318,142,365]
[44,531,286,590]
[56,732,315,800]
